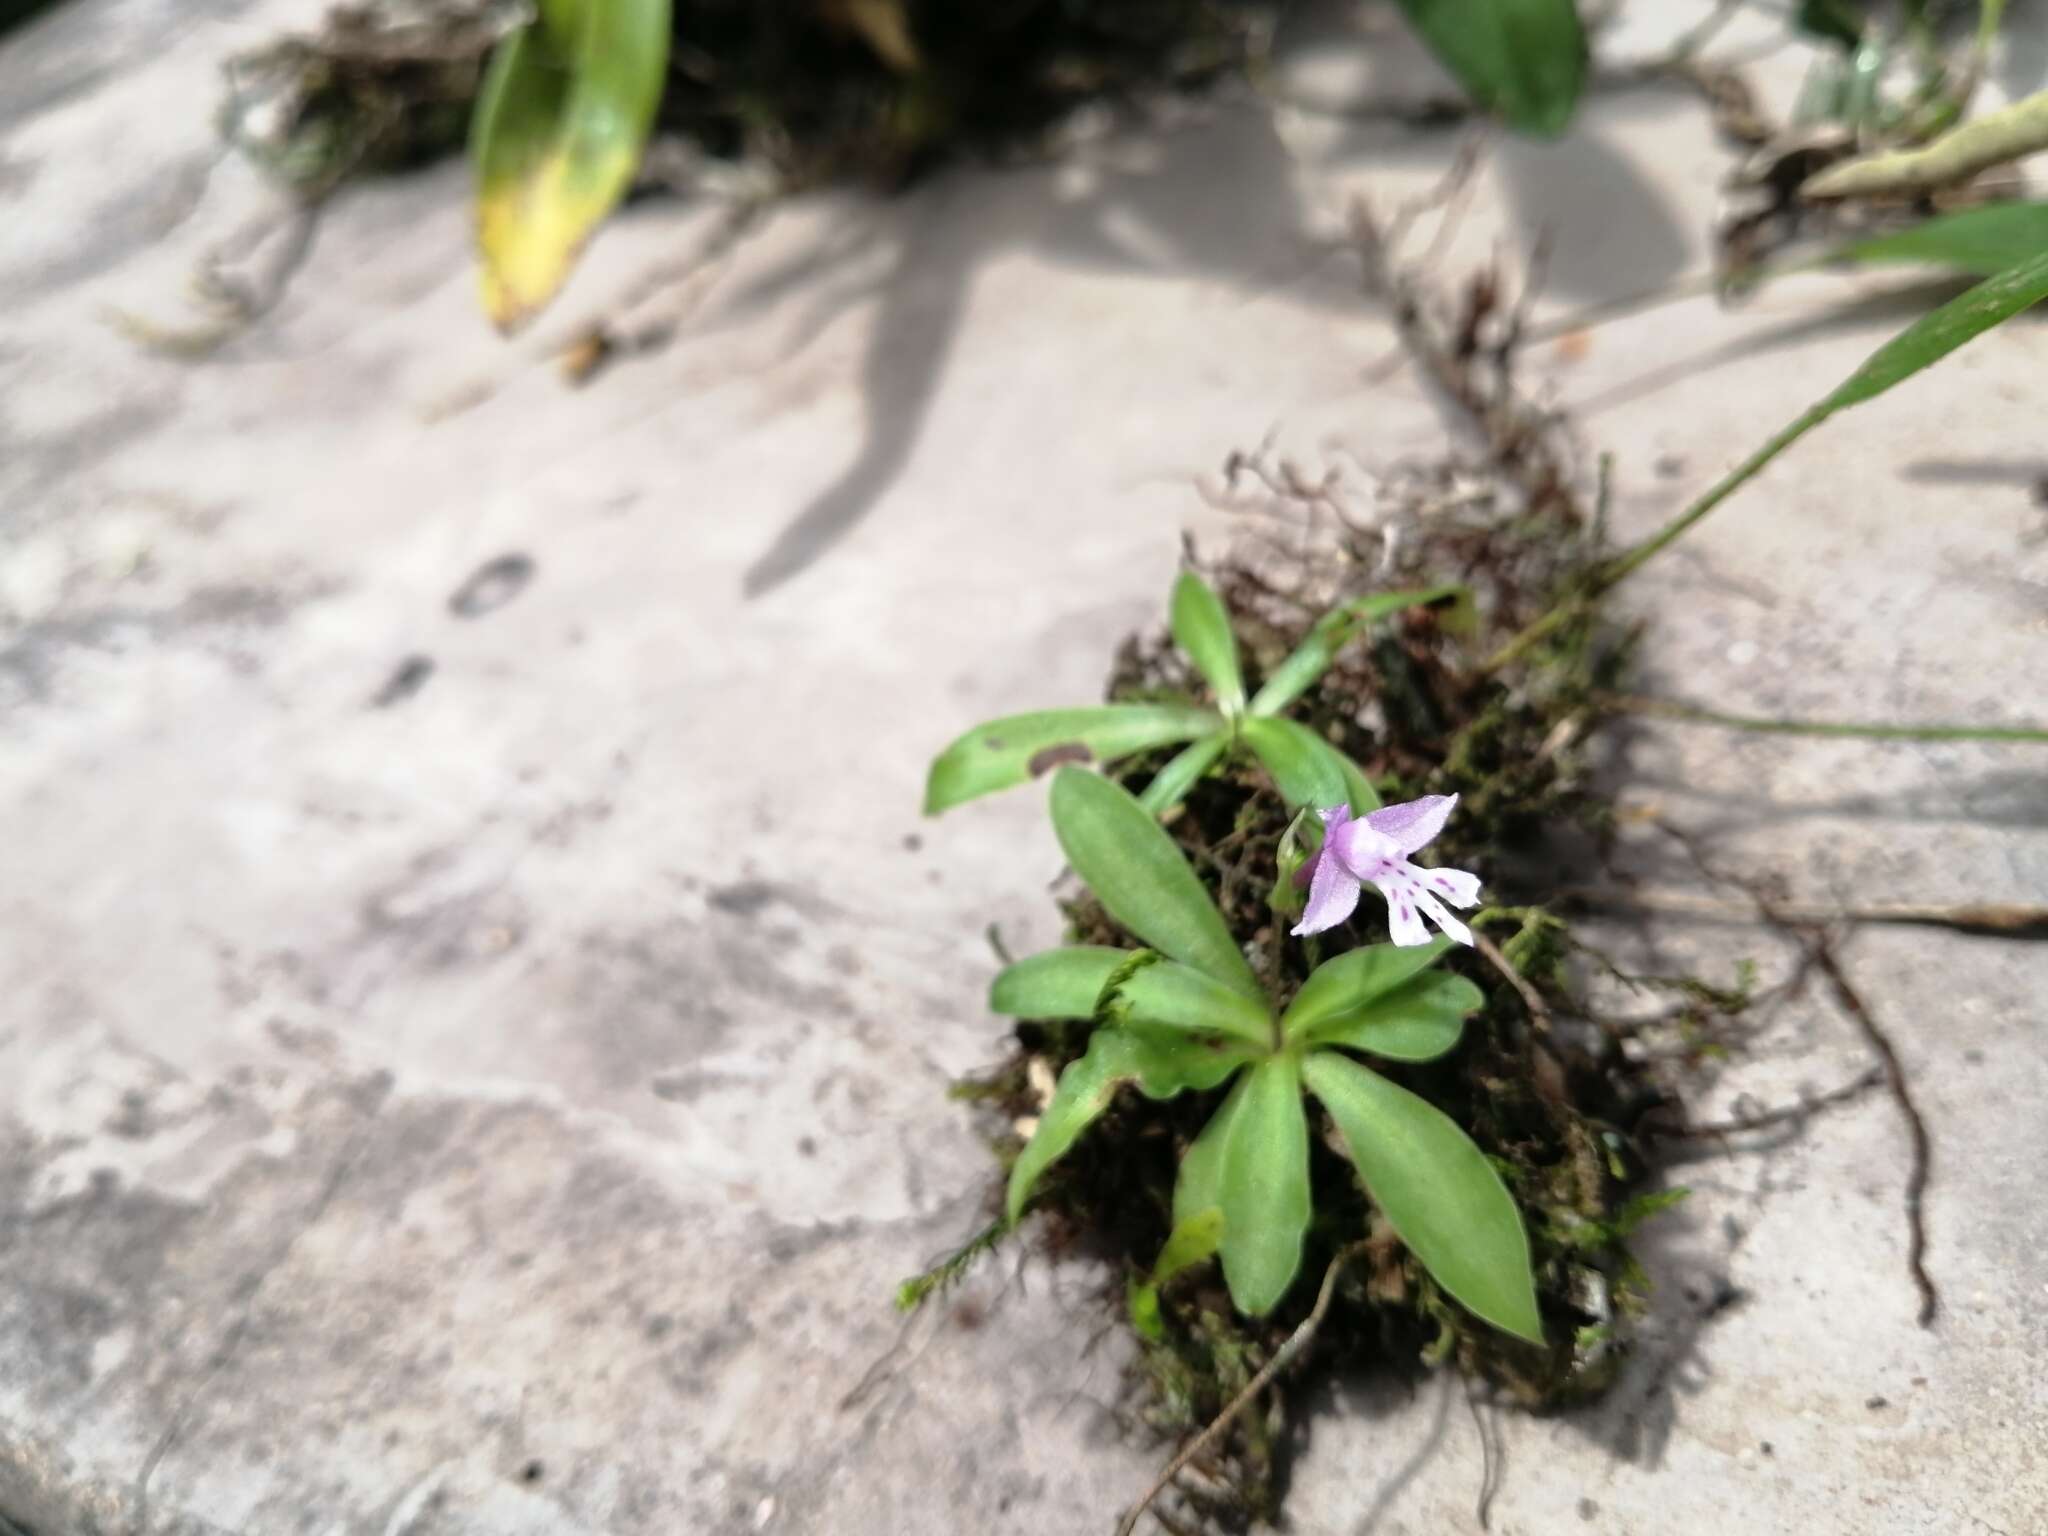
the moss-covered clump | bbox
[936,430,1742,1522]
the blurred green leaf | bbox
[1006,1027,1246,1225]
[1242,717,1347,809]
[1391,0,1585,139]
[1173,1071,1247,1229]
[1830,202,2048,277]
[1155,1202,1227,1281]
[1218,1056,1312,1315]
[924,704,1220,814]
[1331,744,1384,814]
[989,946,1126,1019]
[1170,572,1246,715]
[1129,1205,1227,1340]
[1136,732,1230,815]
[1303,1051,1542,1342]
[471,0,670,330]
[1281,937,1452,1041]
[1050,767,1260,999]
[1300,972,1482,1060]
[1269,807,1314,919]
[1796,0,1866,48]
[1249,584,1468,717]
[1825,248,2048,410]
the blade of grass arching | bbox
[1826,203,2048,278]
[1486,248,2048,671]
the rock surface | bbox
[3,3,2043,1533]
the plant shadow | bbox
[731,97,1350,597]
[1567,276,1997,418]
[719,25,1704,598]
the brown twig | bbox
[1112,1244,1364,1536]
[1811,947,1939,1327]
[1472,932,1551,1034]
[1645,819,1942,1327]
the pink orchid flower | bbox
[1291,795,1482,946]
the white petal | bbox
[1419,865,1482,909]
[1372,868,1433,947]
[1417,890,1474,947]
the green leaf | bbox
[1242,717,1347,809]
[1105,958,1274,1047]
[1390,0,1585,139]
[471,0,671,331]
[1269,807,1314,919]
[1249,584,1468,716]
[1129,1205,1227,1341]
[1127,1273,1166,1341]
[1303,1052,1542,1342]
[1170,572,1246,715]
[1218,1056,1313,1315]
[1830,203,2048,277]
[924,704,1221,814]
[1332,745,1383,814]
[1137,733,1230,815]
[1301,972,1482,1060]
[1825,248,2048,411]
[1007,1028,1246,1225]
[1155,1204,1227,1282]
[1173,1072,1248,1229]
[1589,246,2048,599]
[989,947,1125,1019]
[1282,938,1453,1041]
[1049,766,1261,1000]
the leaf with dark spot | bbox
[1028,742,1094,776]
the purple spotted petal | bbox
[1374,867,1432,946]
[1416,890,1474,946]
[1291,845,1361,936]
[1363,793,1458,857]
[1370,860,1479,947]
[1420,866,1482,909]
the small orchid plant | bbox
[925,571,1464,819]
[991,766,1540,1339]
[927,569,1537,1340]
